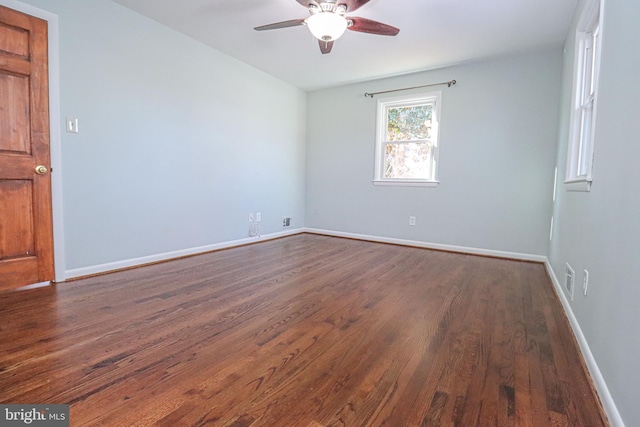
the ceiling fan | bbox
[254,0,400,54]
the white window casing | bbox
[565,0,604,192]
[373,91,442,187]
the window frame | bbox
[373,91,442,187]
[565,0,603,192]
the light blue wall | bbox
[550,0,640,425]
[306,51,562,256]
[15,0,307,270]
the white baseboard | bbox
[303,228,547,262]
[544,260,625,427]
[64,228,304,280]
[64,227,545,280]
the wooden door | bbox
[0,5,54,290]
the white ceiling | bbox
[113,0,578,91]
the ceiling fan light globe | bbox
[305,12,348,41]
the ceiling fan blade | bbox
[254,19,306,31]
[347,17,400,36]
[338,0,371,12]
[319,40,334,54]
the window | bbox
[374,92,442,187]
[566,0,602,192]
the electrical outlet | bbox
[583,269,589,296]
[248,222,259,237]
[282,217,291,228]
[256,212,261,222]
[409,216,416,226]
[248,213,254,222]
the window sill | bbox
[564,178,592,192]
[373,180,439,188]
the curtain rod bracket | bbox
[364,79,457,98]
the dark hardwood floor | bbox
[0,234,607,426]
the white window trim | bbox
[373,91,442,187]
[565,0,604,192]
[372,179,440,188]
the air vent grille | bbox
[565,263,575,301]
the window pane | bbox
[384,142,433,179]
[578,102,593,176]
[582,43,593,103]
[387,104,433,142]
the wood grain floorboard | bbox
[0,234,608,426]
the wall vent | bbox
[282,217,291,228]
[565,263,575,301]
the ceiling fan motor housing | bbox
[255,0,399,54]
[305,11,348,41]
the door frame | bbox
[1,0,65,283]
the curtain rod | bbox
[364,79,457,98]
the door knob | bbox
[35,165,48,175]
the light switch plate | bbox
[66,117,79,133]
